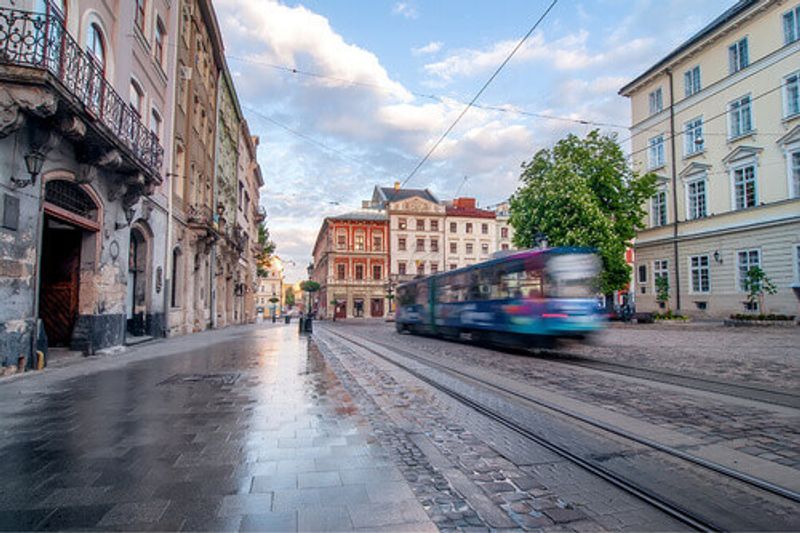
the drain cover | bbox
[158,373,241,386]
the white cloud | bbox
[412,41,443,56]
[392,2,418,20]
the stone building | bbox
[0,0,165,364]
[311,210,389,319]
[620,0,800,317]
[371,184,444,281]
[443,198,497,270]
[238,128,264,325]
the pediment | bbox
[777,124,800,147]
[399,197,438,212]
[679,162,711,179]
[722,145,762,165]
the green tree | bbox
[256,222,277,277]
[509,130,657,294]
[655,275,670,310]
[299,280,320,313]
[285,287,295,307]
[743,266,777,313]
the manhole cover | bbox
[158,373,241,386]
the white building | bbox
[444,198,497,270]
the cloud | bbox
[412,41,442,56]
[392,2,418,20]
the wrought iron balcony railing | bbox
[0,7,163,178]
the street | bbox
[1,321,798,531]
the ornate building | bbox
[311,210,389,319]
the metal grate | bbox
[45,180,97,220]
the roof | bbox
[619,0,757,96]
[445,206,496,219]
[374,186,439,205]
[328,209,388,222]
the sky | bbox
[213,0,734,282]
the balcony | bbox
[0,7,163,181]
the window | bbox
[87,23,106,72]
[466,223,473,234]
[449,222,457,233]
[501,227,508,239]
[684,66,701,97]
[416,238,425,251]
[466,243,474,254]
[150,108,162,139]
[430,220,439,231]
[729,96,753,139]
[417,262,425,276]
[649,87,663,115]
[398,218,407,230]
[355,264,364,280]
[785,71,800,118]
[794,244,800,283]
[135,0,146,33]
[430,263,439,274]
[416,219,425,231]
[398,262,407,275]
[398,237,406,251]
[154,18,166,67]
[336,233,346,249]
[481,243,489,254]
[373,265,382,280]
[354,232,365,251]
[654,260,668,286]
[690,255,710,293]
[648,135,665,169]
[686,177,707,220]
[791,150,800,198]
[684,117,703,155]
[449,242,457,254]
[481,223,488,234]
[170,248,182,307]
[728,38,749,73]
[450,263,458,271]
[501,244,509,251]
[130,80,144,117]
[638,264,647,284]
[430,239,438,252]
[737,249,760,291]
[732,165,757,210]
[373,235,382,251]
[337,264,346,280]
[784,5,800,44]
[652,190,667,227]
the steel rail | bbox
[320,327,719,532]
[325,327,800,506]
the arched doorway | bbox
[127,223,150,337]
[39,179,100,347]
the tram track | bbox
[319,325,800,532]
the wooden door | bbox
[370,298,384,317]
[40,221,81,346]
[335,302,347,319]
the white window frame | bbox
[784,70,800,119]
[685,173,708,220]
[784,4,800,44]
[728,37,749,74]
[684,66,701,97]
[648,135,665,169]
[649,87,663,115]
[794,244,800,285]
[684,116,704,156]
[653,259,669,293]
[651,189,668,227]
[788,145,800,199]
[728,95,753,139]
[736,248,761,292]
[730,162,758,211]
[689,255,710,294]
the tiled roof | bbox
[378,187,439,204]
[328,210,388,222]
[445,206,496,219]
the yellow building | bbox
[620,0,800,318]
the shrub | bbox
[729,313,795,321]
[652,310,688,321]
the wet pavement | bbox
[0,324,435,531]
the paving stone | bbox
[544,506,588,523]
[348,500,431,529]
[97,499,170,526]
[239,511,297,532]
[297,470,342,488]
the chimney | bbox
[454,198,476,209]
[394,181,400,191]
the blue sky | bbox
[214,0,733,282]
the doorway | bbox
[353,299,364,318]
[334,301,347,319]
[39,216,82,346]
[127,226,148,336]
[370,298,384,318]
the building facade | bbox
[444,198,497,270]
[620,0,800,318]
[0,0,166,365]
[488,201,515,253]
[238,128,264,325]
[255,257,283,319]
[311,210,389,319]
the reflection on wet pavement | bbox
[0,325,431,531]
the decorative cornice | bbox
[722,145,763,165]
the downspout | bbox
[30,155,46,368]
[666,69,681,310]
[210,69,222,329]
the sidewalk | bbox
[0,323,436,531]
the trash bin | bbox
[285,315,291,324]
[298,317,305,333]
[304,316,313,333]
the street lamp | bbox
[11,149,46,188]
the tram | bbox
[395,247,605,347]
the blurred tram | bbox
[395,247,606,347]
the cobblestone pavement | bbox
[0,324,436,531]
[327,321,800,471]
[313,329,685,531]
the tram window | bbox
[416,283,428,306]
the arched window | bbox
[86,23,105,72]
[171,247,182,308]
[129,79,144,117]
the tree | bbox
[509,130,657,294]
[255,222,276,277]
[743,267,777,313]
[299,280,320,314]
[655,275,670,311]
[285,287,295,307]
